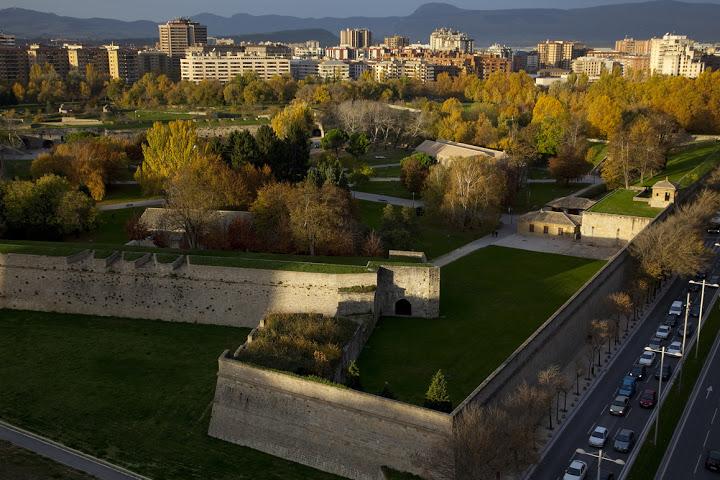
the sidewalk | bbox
[431,214,515,267]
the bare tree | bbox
[607,291,633,335]
[538,365,560,430]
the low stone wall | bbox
[375,265,440,318]
[208,353,453,480]
[580,211,654,247]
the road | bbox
[98,198,164,211]
[0,420,148,480]
[529,242,720,480]
[656,302,720,479]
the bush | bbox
[125,213,150,241]
[347,360,362,390]
[235,313,357,380]
[424,369,452,412]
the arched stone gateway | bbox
[395,298,412,316]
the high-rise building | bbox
[0,46,29,84]
[615,38,651,56]
[137,49,172,77]
[180,48,290,82]
[105,45,139,84]
[650,34,705,78]
[339,28,372,49]
[65,44,110,77]
[0,33,15,47]
[537,40,585,69]
[384,35,410,50]
[429,28,474,53]
[27,44,70,77]
[158,18,208,79]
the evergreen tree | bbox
[347,360,362,390]
[424,369,452,412]
[228,130,260,169]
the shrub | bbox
[424,369,452,412]
[380,382,396,400]
[125,213,150,241]
[347,360,362,390]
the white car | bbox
[639,350,657,366]
[667,340,683,356]
[669,300,684,316]
[563,459,588,480]
[589,425,609,448]
[656,325,672,339]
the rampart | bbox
[580,211,654,247]
[0,251,439,328]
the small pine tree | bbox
[424,369,452,412]
[347,360,362,390]
[379,381,396,400]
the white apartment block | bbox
[429,28,474,53]
[290,59,320,80]
[571,56,622,78]
[0,33,15,47]
[318,60,350,80]
[650,34,705,78]
[373,59,435,82]
[181,50,290,82]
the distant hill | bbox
[231,29,338,47]
[1,1,720,46]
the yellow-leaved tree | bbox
[270,100,314,139]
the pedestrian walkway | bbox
[98,199,164,211]
[431,214,515,267]
[368,177,400,182]
[351,191,422,208]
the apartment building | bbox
[158,18,208,79]
[290,58,320,80]
[105,44,140,84]
[571,56,622,78]
[180,48,290,82]
[373,58,436,82]
[650,34,706,78]
[512,50,539,73]
[27,44,70,77]
[0,46,28,84]
[384,35,410,50]
[340,28,372,49]
[137,49,172,77]
[66,44,110,76]
[615,38,651,55]
[429,28,474,53]
[0,33,15,47]
[486,43,513,60]
[318,59,350,81]
[537,40,585,69]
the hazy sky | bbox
[3,0,720,20]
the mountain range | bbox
[1,1,719,46]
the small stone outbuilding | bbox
[517,210,582,239]
[544,196,597,216]
[649,178,678,208]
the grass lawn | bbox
[627,305,720,479]
[73,207,144,244]
[98,184,158,206]
[0,439,97,480]
[0,310,338,480]
[587,142,608,167]
[513,183,590,213]
[528,167,552,180]
[356,200,480,260]
[372,165,401,178]
[640,142,720,188]
[2,159,32,180]
[589,189,663,218]
[357,246,605,405]
[354,181,415,200]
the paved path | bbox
[369,177,400,182]
[431,214,515,267]
[0,419,149,480]
[371,162,401,169]
[526,175,602,185]
[98,199,164,211]
[495,234,619,260]
[351,191,422,208]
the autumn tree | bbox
[400,153,434,194]
[549,142,590,184]
[271,100,314,139]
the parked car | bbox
[664,315,678,328]
[589,426,609,448]
[667,340,683,356]
[648,337,663,351]
[639,388,657,408]
[628,364,647,382]
[656,325,672,339]
[706,450,720,472]
[614,428,636,453]
[563,459,588,480]
[618,375,637,398]
[609,395,630,416]
[639,350,657,366]
[669,300,684,316]
[655,364,673,381]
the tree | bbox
[307,154,348,188]
[607,291,633,335]
[400,154,430,194]
[346,132,371,160]
[227,130,260,169]
[424,369,452,412]
[538,365,560,430]
[136,120,201,194]
[347,360,362,390]
[271,100,314,139]
[549,143,590,184]
[378,204,415,250]
[321,128,349,159]
[361,230,384,257]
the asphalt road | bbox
[530,244,720,480]
[0,420,147,480]
[656,305,720,479]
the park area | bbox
[589,189,663,218]
[357,246,606,406]
[0,310,338,480]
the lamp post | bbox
[690,279,720,359]
[575,448,625,480]
[645,345,682,444]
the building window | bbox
[543,226,549,235]
[558,228,564,236]
[665,192,670,201]
[529,224,535,233]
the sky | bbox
[2,0,720,21]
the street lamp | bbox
[575,448,625,480]
[690,278,720,359]
[645,345,682,444]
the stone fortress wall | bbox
[0,251,440,328]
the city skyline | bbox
[2,0,720,21]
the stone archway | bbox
[395,298,412,316]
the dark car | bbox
[707,225,720,234]
[664,315,678,328]
[614,428,636,453]
[706,450,720,471]
[609,395,630,416]
[675,323,695,341]
[628,364,647,382]
[648,337,663,351]
[639,388,657,408]
[655,364,673,381]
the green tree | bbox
[346,132,370,160]
[347,360,362,390]
[321,128,349,159]
[424,369,452,412]
[228,130,260,169]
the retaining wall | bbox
[580,211,654,247]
